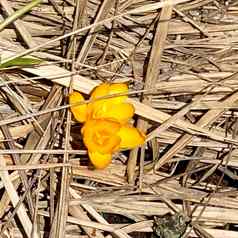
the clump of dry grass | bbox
[0,0,238,237]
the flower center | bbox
[94,130,110,146]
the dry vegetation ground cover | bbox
[0,0,238,237]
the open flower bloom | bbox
[69,83,146,169]
[81,119,145,169]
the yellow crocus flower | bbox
[69,83,146,169]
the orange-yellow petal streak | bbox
[117,125,145,149]
[69,92,88,122]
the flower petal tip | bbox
[89,151,112,169]
[69,91,88,123]
[118,125,146,149]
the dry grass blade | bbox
[0,0,190,65]
[0,0,42,32]
[154,90,238,170]
[127,0,173,184]
[0,156,35,238]
[0,0,37,48]
[76,0,115,65]
[0,113,35,219]
[54,93,71,237]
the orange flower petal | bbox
[108,83,128,104]
[88,151,112,169]
[69,92,87,122]
[90,83,110,99]
[92,102,135,124]
[82,119,121,154]
[117,125,145,149]
[87,100,105,120]
[88,83,110,120]
[90,83,128,104]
